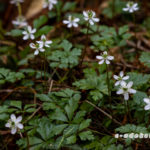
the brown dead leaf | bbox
[25,0,44,20]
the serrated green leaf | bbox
[33,15,48,29]
[79,131,94,141]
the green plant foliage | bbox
[17,89,93,149]
[0,68,24,84]
[115,124,149,134]
[48,40,81,68]
[139,52,150,68]
[73,68,109,101]
[102,0,126,18]
[127,72,150,89]
[90,25,131,51]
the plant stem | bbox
[112,0,115,17]
[80,23,90,65]
[106,64,113,119]
[85,100,122,125]
[127,100,132,122]
[17,2,22,16]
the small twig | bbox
[85,100,122,125]
[48,80,54,92]
[23,105,42,123]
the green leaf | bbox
[79,119,91,131]
[115,124,149,134]
[36,94,51,102]
[10,101,22,109]
[66,135,77,144]
[60,40,72,51]
[37,118,54,140]
[50,108,68,122]
[53,124,68,135]
[65,98,79,121]
[55,136,65,149]
[62,2,77,12]
[63,124,79,136]
[139,52,150,68]
[48,40,81,69]
[127,72,150,88]
[35,26,53,38]
[79,131,94,141]
[73,111,86,124]
[118,25,129,35]
[133,91,147,105]
[33,15,48,29]
[0,68,25,85]
[8,29,23,37]
[43,102,57,110]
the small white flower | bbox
[30,42,45,55]
[96,51,114,65]
[143,97,150,110]
[10,0,24,5]
[113,71,129,86]
[117,81,136,100]
[5,114,23,134]
[12,16,28,27]
[63,16,80,28]
[37,35,52,48]
[83,10,99,25]
[43,0,57,10]
[22,26,36,40]
[123,2,139,13]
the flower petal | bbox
[143,98,150,104]
[127,81,133,88]
[113,75,119,80]
[122,76,129,80]
[144,104,150,110]
[11,127,17,134]
[5,122,11,128]
[17,123,23,129]
[124,93,129,100]
[129,89,136,94]
[11,114,16,122]
[98,60,104,64]
[117,89,124,94]
[16,116,22,123]
[34,50,39,55]
[115,81,120,86]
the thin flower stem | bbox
[19,132,23,138]
[44,52,46,80]
[85,100,122,125]
[17,2,22,16]
[106,64,113,119]
[127,100,132,121]
[132,13,137,48]
[80,23,90,65]
[112,0,116,17]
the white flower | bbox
[5,114,23,134]
[117,81,136,100]
[12,16,28,27]
[96,51,114,65]
[113,71,129,86]
[37,35,52,48]
[83,10,99,25]
[63,16,80,28]
[143,97,150,110]
[43,0,57,10]
[30,42,45,55]
[10,0,24,5]
[22,26,36,40]
[123,2,139,13]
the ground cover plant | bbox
[0,0,150,149]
